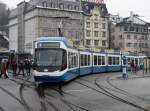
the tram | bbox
[33,37,146,83]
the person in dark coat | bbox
[130,60,135,73]
[25,59,31,75]
[11,59,17,76]
[18,60,25,76]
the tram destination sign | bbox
[37,42,60,48]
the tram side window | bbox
[88,55,90,65]
[116,57,120,65]
[68,52,78,68]
[98,56,101,65]
[108,57,112,65]
[85,55,87,66]
[113,57,116,65]
[94,55,97,65]
[80,54,89,66]
[128,58,131,63]
[102,56,105,65]
[80,54,83,66]
[74,53,78,67]
[135,58,138,65]
[68,52,71,68]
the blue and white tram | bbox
[33,37,145,83]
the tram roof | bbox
[36,37,67,43]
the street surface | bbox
[0,71,150,111]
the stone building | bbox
[110,12,149,55]
[82,1,109,51]
[9,0,83,53]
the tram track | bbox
[37,83,90,111]
[45,89,89,111]
[74,77,150,111]
[19,76,34,111]
[106,76,150,103]
[14,74,48,111]
[0,83,27,111]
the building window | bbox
[102,18,105,21]
[67,4,72,10]
[86,40,91,45]
[141,36,144,39]
[94,31,98,37]
[102,31,106,37]
[95,15,98,20]
[86,30,91,37]
[59,3,64,9]
[119,42,122,47]
[127,35,130,39]
[136,27,138,32]
[120,27,122,31]
[119,35,122,39]
[94,40,99,46]
[50,2,54,8]
[74,6,79,10]
[94,23,98,28]
[145,43,148,48]
[102,40,106,46]
[130,27,134,31]
[86,17,90,20]
[86,22,90,28]
[134,43,138,47]
[102,23,106,29]
[124,26,128,31]
[127,43,131,47]
[134,35,137,39]
[145,36,148,40]
[42,1,47,7]
[111,35,115,40]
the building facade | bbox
[9,0,83,53]
[110,13,149,55]
[82,1,109,51]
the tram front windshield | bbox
[35,48,67,70]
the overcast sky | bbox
[0,0,150,22]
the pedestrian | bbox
[25,59,31,76]
[18,60,25,76]
[134,63,138,74]
[0,59,9,78]
[11,59,17,76]
[130,60,135,74]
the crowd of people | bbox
[0,58,32,79]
